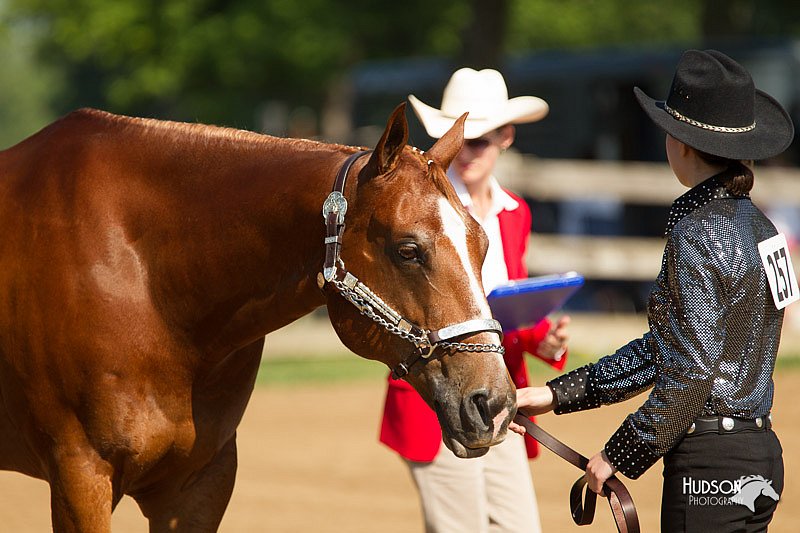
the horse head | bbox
[323,104,515,458]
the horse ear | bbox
[426,112,467,169]
[367,102,409,175]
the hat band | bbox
[663,102,756,133]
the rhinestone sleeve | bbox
[607,199,780,478]
[547,365,595,414]
[600,223,730,477]
[547,334,658,414]
[547,174,783,480]
[605,416,659,479]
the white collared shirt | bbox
[447,172,519,295]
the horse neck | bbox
[136,134,344,357]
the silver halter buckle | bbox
[321,191,348,225]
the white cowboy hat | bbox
[408,68,549,139]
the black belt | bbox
[685,414,771,437]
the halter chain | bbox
[317,150,504,380]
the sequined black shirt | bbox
[547,173,784,479]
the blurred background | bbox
[2,2,800,531]
[3,0,800,321]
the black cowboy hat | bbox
[634,49,794,160]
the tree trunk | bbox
[458,0,508,69]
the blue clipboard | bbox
[487,272,584,332]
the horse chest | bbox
[100,374,252,478]
[96,387,195,467]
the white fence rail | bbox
[495,155,800,280]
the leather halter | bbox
[514,414,640,533]
[317,150,504,380]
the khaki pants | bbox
[405,431,542,533]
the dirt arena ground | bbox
[0,372,797,532]
[2,313,799,531]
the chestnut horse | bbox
[0,104,515,531]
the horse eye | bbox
[397,243,421,262]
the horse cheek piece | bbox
[319,107,516,459]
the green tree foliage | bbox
[699,0,800,38]
[508,0,701,50]
[5,0,469,128]
[0,5,59,148]
[3,0,800,138]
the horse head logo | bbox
[729,475,780,512]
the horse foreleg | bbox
[49,447,114,533]
[136,435,238,533]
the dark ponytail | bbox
[697,151,754,195]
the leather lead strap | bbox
[513,414,640,533]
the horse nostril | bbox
[468,389,492,430]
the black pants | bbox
[661,429,783,532]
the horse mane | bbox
[64,108,351,154]
[50,110,463,211]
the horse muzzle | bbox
[435,383,516,458]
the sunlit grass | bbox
[257,354,388,386]
[256,351,800,386]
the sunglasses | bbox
[464,137,493,150]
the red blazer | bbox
[379,190,567,461]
